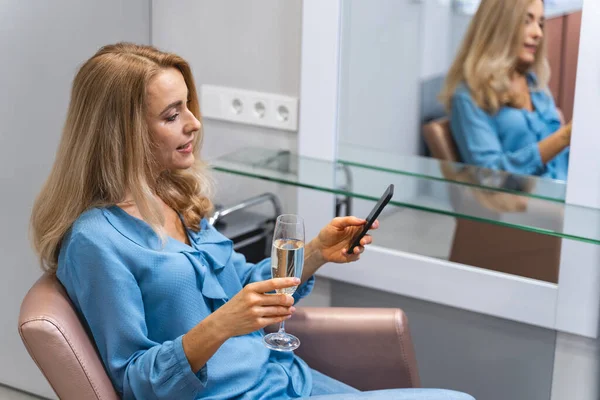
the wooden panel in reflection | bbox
[560,10,582,123]
[449,219,560,283]
[546,16,564,107]
[440,170,562,284]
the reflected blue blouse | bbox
[57,206,315,400]
[450,73,570,180]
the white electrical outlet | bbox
[200,85,299,132]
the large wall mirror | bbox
[334,0,584,283]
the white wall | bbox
[337,0,472,162]
[337,0,423,157]
[0,1,151,397]
[419,0,453,81]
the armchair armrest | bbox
[267,307,421,391]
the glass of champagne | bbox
[263,214,305,352]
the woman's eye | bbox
[166,113,179,122]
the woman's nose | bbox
[185,112,202,133]
[533,24,543,39]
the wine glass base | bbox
[263,332,300,352]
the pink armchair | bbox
[19,273,420,399]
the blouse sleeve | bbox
[58,231,207,400]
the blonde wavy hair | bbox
[31,42,213,273]
[439,0,550,114]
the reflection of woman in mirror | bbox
[440,0,571,180]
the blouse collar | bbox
[102,206,233,269]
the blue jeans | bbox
[303,369,475,399]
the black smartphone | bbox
[347,184,394,254]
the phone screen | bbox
[347,184,394,254]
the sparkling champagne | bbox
[271,238,305,295]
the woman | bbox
[440,0,571,180]
[30,43,473,400]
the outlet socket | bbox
[200,85,298,132]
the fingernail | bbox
[293,278,301,284]
[286,315,292,319]
[290,306,296,313]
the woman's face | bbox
[145,67,201,171]
[518,0,544,66]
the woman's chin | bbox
[176,163,194,171]
[170,157,196,171]
[517,54,535,68]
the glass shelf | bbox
[210,147,600,245]
[337,144,567,203]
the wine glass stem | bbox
[278,320,286,334]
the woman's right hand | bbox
[539,121,572,163]
[182,277,298,373]
[212,277,299,338]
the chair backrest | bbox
[18,273,119,400]
[422,118,460,162]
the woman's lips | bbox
[177,142,193,154]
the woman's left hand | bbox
[314,216,379,264]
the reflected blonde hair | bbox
[31,43,213,273]
[439,0,549,114]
